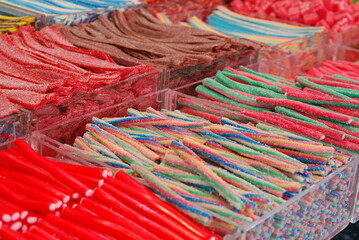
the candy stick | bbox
[181,106,223,123]
[136,137,171,156]
[255,97,353,124]
[96,184,205,240]
[153,165,215,191]
[76,198,168,239]
[13,139,92,197]
[296,76,354,101]
[198,130,300,174]
[170,139,246,210]
[154,125,205,143]
[85,124,154,168]
[92,117,160,161]
[0,226,28,240]
[35,218,79,240]
[222,68,285,92]
[178,97,243,121]
[105,116,209,129]
[61,206,145,240]
[131,163,213,225]
[112,172,218,240]
[179,137,285,197]
[202,78,269,107]
[160,109,211,123]
[240,110,326,140]
[40,214,108,240]
[216,71,286,99]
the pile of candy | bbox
[59,8,265,69]
[0,15,35,34]
[230,0,359,39]
[0,139,219,239]
[177,64,359,154]
[58,106,352,234]
[0,0,142,15]
[145,0,223,23]
[0,25,155,118]
[187,6,324,46]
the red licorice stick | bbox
[98,184,198,240]
[13,139,91,197]
[0,169,72,203]
[0,184,56,215]
[0,177,63,206]
[0,198,25,222]
[27,225,61,240]
[102,178,213,239]
[46,158,109,179]
[0,226,28,240]
[240,110,326,140]
[36,217,83,240]
[69,171,105,188]
[22,231,49,240]
[61,207,144,240]
[42,214,110,240]
[114,171,217,239]
[80,198,176,240]
[255,97,353,123]
[0,151,59,185]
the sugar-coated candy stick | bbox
[255,97,353,124]
[170,139,245,210]
[113,171,218,240]
[131,163,213,225]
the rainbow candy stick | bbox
[161,151,197,174]
[180,137,286,197]
[131,163,213,225]
[206,124,307,172]
[169,140,245,211]
[160,109,211,123]
[85,124,155,168]
[198,130,299,174]
[92,117,160,162]
[154,125,205,144]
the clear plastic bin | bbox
[31,69,163,136]
[0,110,31,147]
[0,1,142,28]
[167,49,258,90]
[163,90,359,238]
[34,89,168,156]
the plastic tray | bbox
[34,88,168,156]
[0,110,31,147]
[31,69,163,137]
[0,1,143,28]
[167,49,258,90]
[163,90,359,239]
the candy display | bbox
[230,0,359,40]
[0,0,142,15]
[0,111,30,145]
[0,15,35,34]
[59,8,264,69]
[0,139,218,239]
[145,0,223,23]
[37,104,356,239]
[0,24,158,139]
[188,6,324,46]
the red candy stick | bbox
[61,206,144,240]
[0,226,28,240]
[41,214,110,240]
[114,171,219,240]
[80,198,180,240]
[13,139,92,197]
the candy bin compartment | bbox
[34,89,167,157]
[336,46,359,63]
[0,1,142,28]
[162,90,359,239]
[0,110,31,148]
[168,49,258,90]
[231,159,358,240]
[31,69,163,138]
